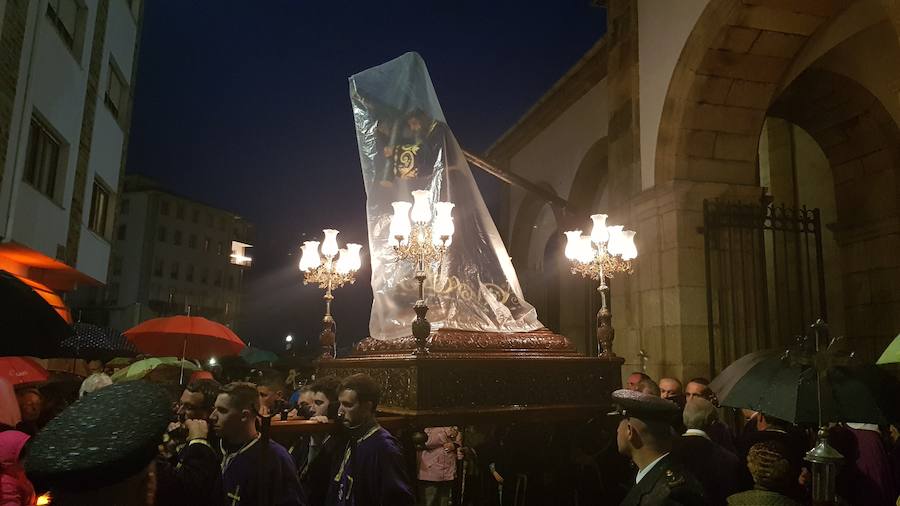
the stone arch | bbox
[653,0,893,186]
[766,68,900,359]
[768,69,900,227]
[568,138,608,216]
[509,182,563,272]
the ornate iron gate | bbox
[703,197,827,376]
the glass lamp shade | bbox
[345,243,363,271]
[335,249,351,275]
[590,214,609,244]
[432,202,455,246]
[620,230,638,260]
[321,229,340,258]
[389,201,412,244]
[576,235,595,264]
[410,190,432,224]
[606,226,625,256]
[564,230,583,260]
[299,241,321,271]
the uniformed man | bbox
[610,389,705,506]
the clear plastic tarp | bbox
[350,52,542,340]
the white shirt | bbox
[683,428,710,439]
[635,452,669,484]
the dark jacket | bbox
[290,433,346,506]
[620,453,705,506]
[156,439,222,506]
[671,434,742,506]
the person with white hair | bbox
[79,372,113,398]
[672,398,742,506]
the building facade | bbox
[100,174,254,332]
[0,0,142,295]
[490,0,900,381]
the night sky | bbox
[127,1,607,353]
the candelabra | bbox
[389,190,455,354]
[564,214,637,358]
[298,229,363,359]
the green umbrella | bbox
[239,346,279,365]
[110,357,199,383]
[876,332,900,365]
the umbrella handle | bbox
[179,337,187,384]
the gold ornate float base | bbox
[316,328,623,424]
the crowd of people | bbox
[0,363,898,505]
[613,372,900,506]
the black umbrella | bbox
[59,323,138,360]
[0,269,73,357]
[718,343,900,425]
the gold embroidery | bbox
[394,145,420,178]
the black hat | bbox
[25,381,171,492]
[609,388,680,425]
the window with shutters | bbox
[88,179,111,237]
[23,117,63,203]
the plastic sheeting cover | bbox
[349,52,542,340]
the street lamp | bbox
[389,190,455,354]
[564,213,637,358]
[299,229,363,359]
[285,334,293,353]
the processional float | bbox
[311,52,625,424]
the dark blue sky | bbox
[127,1,606,353]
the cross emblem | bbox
[227,485,241,506]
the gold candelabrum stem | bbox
[303,254,356,359]
[570,243,633,359]
[393,222,450,355]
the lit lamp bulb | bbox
[564,230,583,260]
[345,243,362,271]
[299,241,321,271]
[621,230,638,260]
[606,226,625,256]
[335,248,351,275]
[432,201,455,246]
[576,235,595,264]
[410,190,432,224]
[390,201,412,246]
[590,214,609,244]
[321,229,340,258]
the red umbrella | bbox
[124,316,245,361]
[0,357,49,385]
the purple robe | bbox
[219,437,306,506]
[326,425,415,506]
[830,425,898,506]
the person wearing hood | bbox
[0,430,35,506]
[0,380,21,432]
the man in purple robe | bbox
[210,381,306,506]
[326,373,415,506]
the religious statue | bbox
[350,52,542,340]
